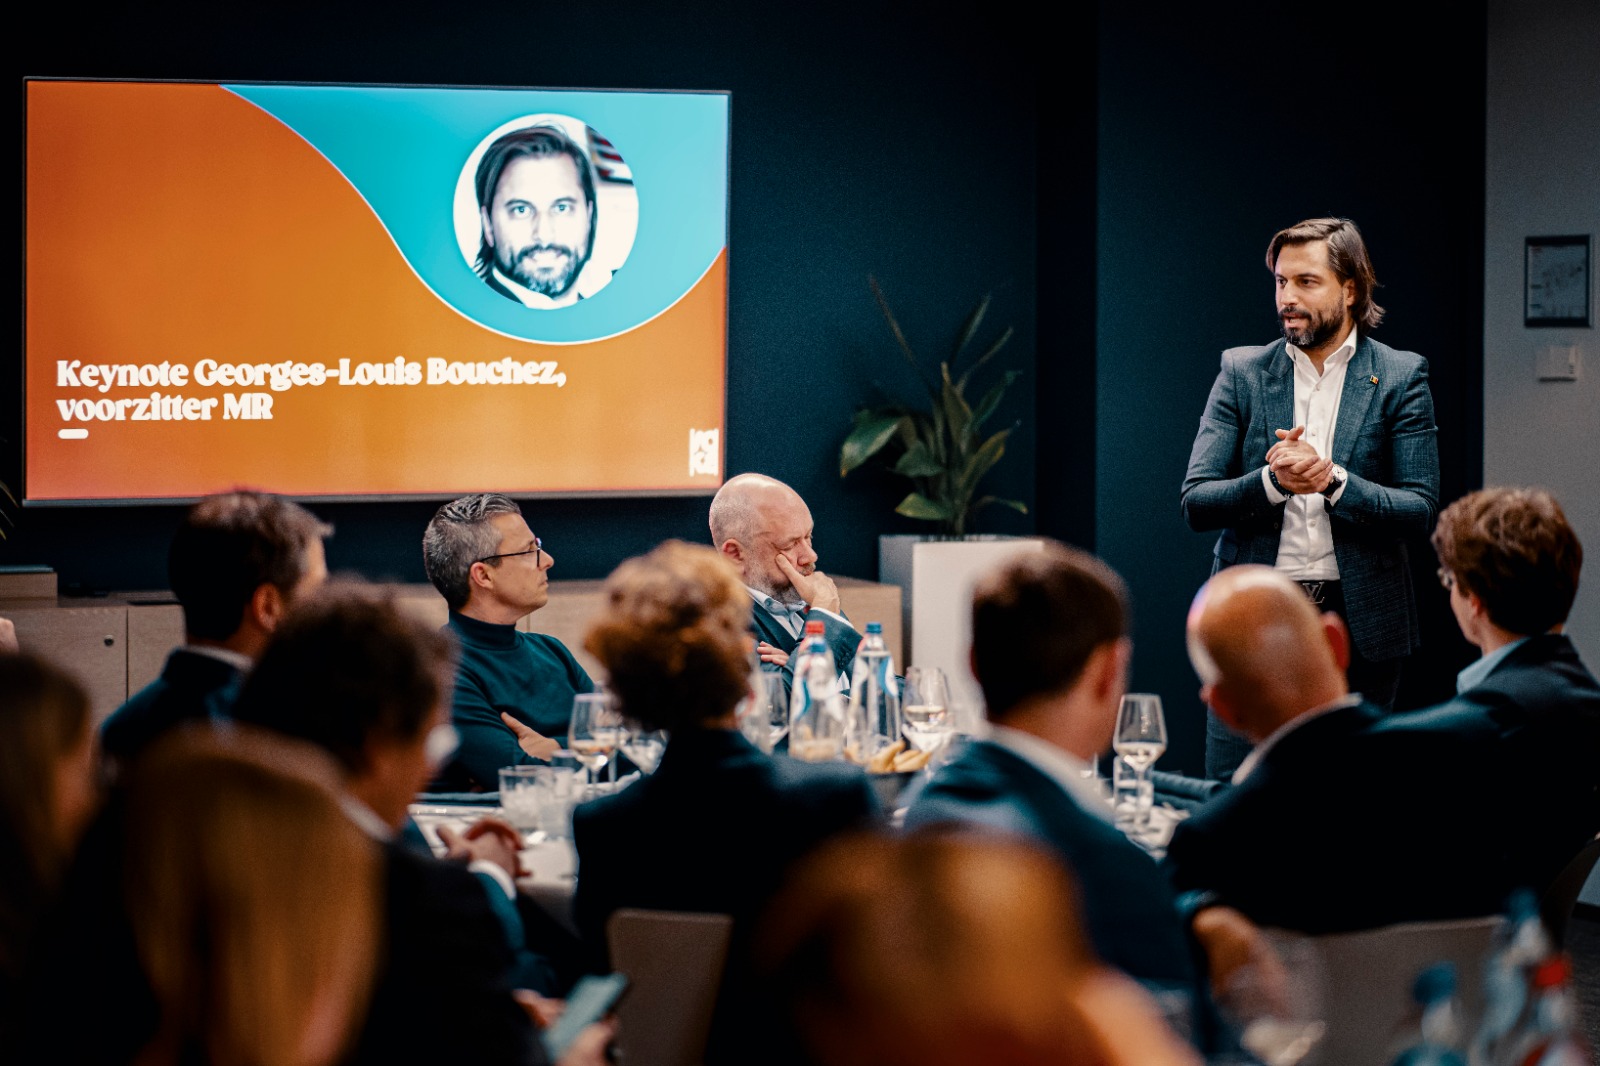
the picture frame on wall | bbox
[1525,235,1591,328]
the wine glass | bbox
[620,725,667,774]
[1112,693,1166,832]
[569,692,624,799]
[901,666,953,755]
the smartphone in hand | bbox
[541,972,628,1060]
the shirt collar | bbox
[448,610,520,649]
[1232,693,1363,784]
[1457,636,1532,694]
[181,644,254,672]
[1286,326,1359,372]
[340,795,395,841]
[986,725,1114,824]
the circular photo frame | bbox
[453,114,638,309]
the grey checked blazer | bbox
[1180,336,1440,660]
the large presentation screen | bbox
[24,80,730,504]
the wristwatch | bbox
[1322,463,1347,499]
[1268,467,1294,496]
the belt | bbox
[1295,579,1341,607]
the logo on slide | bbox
[689,428,719,477]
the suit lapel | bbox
[1331,340,1378,466]
[1262,342,1296,454]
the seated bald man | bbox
[1164,565,1508,933]
[709,474,862,700]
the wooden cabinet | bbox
[3,578,902,726]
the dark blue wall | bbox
[1095,2,1487,774]
[4,1,1048,591]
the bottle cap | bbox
[1413,962,1457,1004]
[866,621,883,634]
[804,619,824,635]
[1531,955,1572,989]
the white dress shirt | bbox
[1262,327,1357,580]
[987,725,1114,824]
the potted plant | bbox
[839,277,1042,712]
[838,276,1027,536]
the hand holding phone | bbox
[540,972,628,1061]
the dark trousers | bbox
[1203,578,1405,781]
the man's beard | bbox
[1279,305,1349,351]
[500,243,586,298]
[749,572,806,607]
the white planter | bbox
[878,534,1047,718]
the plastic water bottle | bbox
[1499,953,1593,1066]
[1472,889,1550,1066]
[789,625,844,762]
[1388,963,1469,1066]
[847,622,899,761]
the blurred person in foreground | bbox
[754,829,1201,1066]
[710,472,863,698]
[99,490,330,771]
[423,493,589,790]
[0,654,97,1016]
[901,542,1212,1040]
[1376,487,1600,899]
[229,583,608,1064]
[572,539,880,1064]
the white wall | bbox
[1485,0,1600,667]
[1486,0,1600,904]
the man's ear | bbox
[468,559,496,593]
[718,539,745,565]
[251,582,289,634]
[1088,637,1133,702]
[1203,681,1243,732]
[1321,611,1351,673]
[479,206,495,249]
[1343,276,1357,310]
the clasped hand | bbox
[1266,426,1333,495]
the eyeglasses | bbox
[478,536,542,567]
[1437,567,1456,591]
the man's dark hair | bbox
[1266,217,1386,331]
[230,582,456,774]
[970,543,1129,720]
[473,124,597,280]
[1432,487,1583,636]
[169,492,330,641]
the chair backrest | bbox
[606,908,734,1066]
[1540,834,1600,948]
[1267,915,1503,1065]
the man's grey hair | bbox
[709,472,788,548]
[423,493,523,612]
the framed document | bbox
[1525,235,1591,327]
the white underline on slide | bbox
[58,429,89,439]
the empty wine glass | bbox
[620,725,667,774]
[1112,693,1166,831]
[901,666,953,754]
[569,692,624,799]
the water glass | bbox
[1112,755,1154,830]
[901,666,953,753]
[498,766,544,840]
[621,727,667,774]
[533,758,582,842]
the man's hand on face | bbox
[775,554,842,615]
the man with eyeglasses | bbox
[423,493,595,791]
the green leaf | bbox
[940,364,973,450]
[869,276,930,388]
[892,440,945,478]
[840,411,908,476]
[950,293,990,364]
[895,493,953,521]
[969,369,1021,429]
[973,495,1029,515]
[956,428,1011,497]
[956,325,1015,392]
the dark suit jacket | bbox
[1163,700,1531,933]
[902,739,1199,990]
[1181,336,1440,660]
[1373,634,1600,901]
[99,648,244,767]
[750,601,862,707]
[572,728,879,1063]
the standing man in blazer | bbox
[710,473,862,700]
[1182,217,1440,778]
